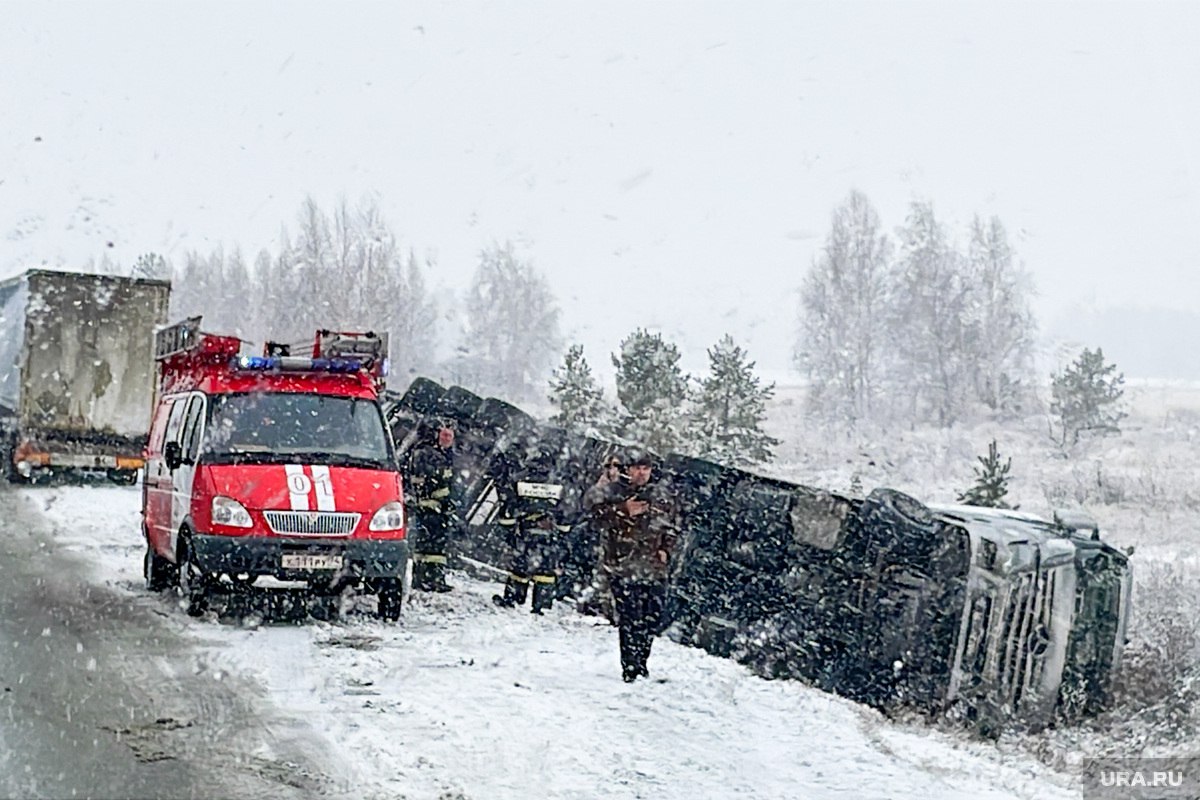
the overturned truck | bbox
[383,377,1131,731]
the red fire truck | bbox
[141,317,408,619]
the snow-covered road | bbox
[15,484,1081,799]
[0,485,339,799]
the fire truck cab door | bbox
[146,396,186,558]
[168,393,206,556]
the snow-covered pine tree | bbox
[611,328,689,454]
[547,344,611,434]
[1050,347,1127,446]
[692,334,779,467]
[956,439,1014,508]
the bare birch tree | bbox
[963,215,1037,413]
[170,196,438,383]
[454,242,562,401]
[795,189,891,426]
[389,250,438,384]
[887,199,973,426]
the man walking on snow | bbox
[589,450,678,682]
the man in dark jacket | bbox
[590,450,678,682]
[406,422,457,592]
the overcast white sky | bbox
[3,1,1198,380]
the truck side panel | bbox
[0,276,29,417]
[20,271,170,440]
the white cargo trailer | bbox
[0,269,171,482]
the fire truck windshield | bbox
[200,392,393,469]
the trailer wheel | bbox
[144,537,177,592]
[2,440,28,484]
[178,535,211,617]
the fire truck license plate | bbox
[281,553,344,570]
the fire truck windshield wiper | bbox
[200,450,389,469]
[202,451,296,466]
[284,451,390,470]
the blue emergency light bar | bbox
[234,355,367,373]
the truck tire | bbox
[2,436,27,484]
[375,578,404,622]
[108,469,138,486]
[866,488,934,526]
[144,538,177,592]
[177,535,212,617]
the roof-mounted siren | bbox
[314,329,390,385]
[1053,508,1101,540]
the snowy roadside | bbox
[25,484,1082,800]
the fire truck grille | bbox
[264,511,361,537]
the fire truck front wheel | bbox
[178,533,213,617]
[143,534,177,592]
[374,578,404,622]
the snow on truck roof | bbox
[0,267,171,290]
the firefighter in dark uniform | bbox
[406,422,457,592]
[491,444,573,614]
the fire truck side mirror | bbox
[164,441,183,471]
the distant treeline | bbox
[115,191,1129,442]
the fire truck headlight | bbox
[369,502,405,532]
[212,496,253,528]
